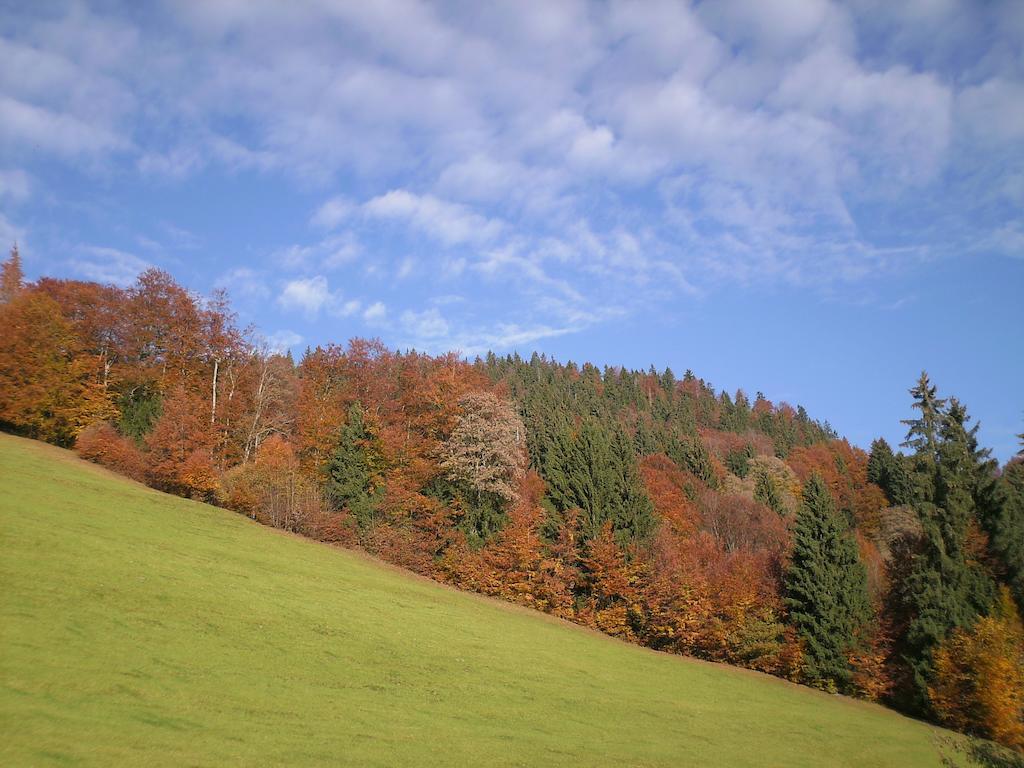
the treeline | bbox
[1,246,1021,753]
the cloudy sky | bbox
[1,0,1022,459]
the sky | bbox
[1,0,1022,461]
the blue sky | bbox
[1,0,1022,460]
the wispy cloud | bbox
[68,246,149,287]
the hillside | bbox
[0,433,961,767]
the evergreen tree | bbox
[754,469,787,517]
[784,474,872,691]
[633,418,659,456]
[901,372,947,503]
[325,403,381,529]
[667,434,718,488]
[901,389,996,713]
[725,443,754,478]
[543,418,654,545]
[0,243,23,304]
[987,458,1024,609]
[867,437,913,506]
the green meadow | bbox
[0,433,965,767]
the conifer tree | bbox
[901,372,947,502]
[0,243,24,304]
[784,474,872,691]
[867,437,913,506]
[325,402,381,529]
[901,388,996,713]
[988,459,1024,608]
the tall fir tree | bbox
[987,458,1024,609]
[867,437,913,506]
[0,243,24,304]
[784,474,872,692]
[901,372,947,503]
[325,402,381,529]
[900,388,996,714]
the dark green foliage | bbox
[541,418,655,545]
[867,438,913,506]
[987,459,1024,608]
[784,474,872,692]
[725,443,755,478]
[900,385,997,714]
[754,470,787,517]
[325,403,381,529]
[667,435,719,488]
[901,372,948,503]
[425,476,507,548]
[633,418,660,456]
[118,387,161,443]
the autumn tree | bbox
[929,588,1024,751]
[222,435,325,533]
[0,291,82,444]
[785,474,872,692]
[435,391,526,544]
[75,421,145,481]
[145,385,216,498]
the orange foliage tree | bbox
[929,589,1024,751]
[145,385,216,498]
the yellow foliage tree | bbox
[929,588,1024,752]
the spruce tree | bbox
[987,458,1024,609]
[867,437,913,506]
[0,243,23,304]
[325,403,380,529]
[901,389,996,713]
[784,474,872,692]
[901,372,947,503]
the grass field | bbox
[0,432,966,767]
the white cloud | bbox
[68,246,150,287]
[958,78,1024,144]
[277,275,335,318]
[362,301,387,324]
[401,307,449,339]
[362,190,505,247]
[266,329,303,353]
[4,0,1021,352]
[216,267,269,300]
[339,299,362,317]
[310,196,354,229]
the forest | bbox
[1,244,1021,753]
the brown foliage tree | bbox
[145,385,215,496]
[221,435,325,532]
[0,291,84,444]
[75,421,145,481]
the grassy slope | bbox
[0,433,957,767]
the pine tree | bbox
[784,474,872,691]
[325,402,381,529]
